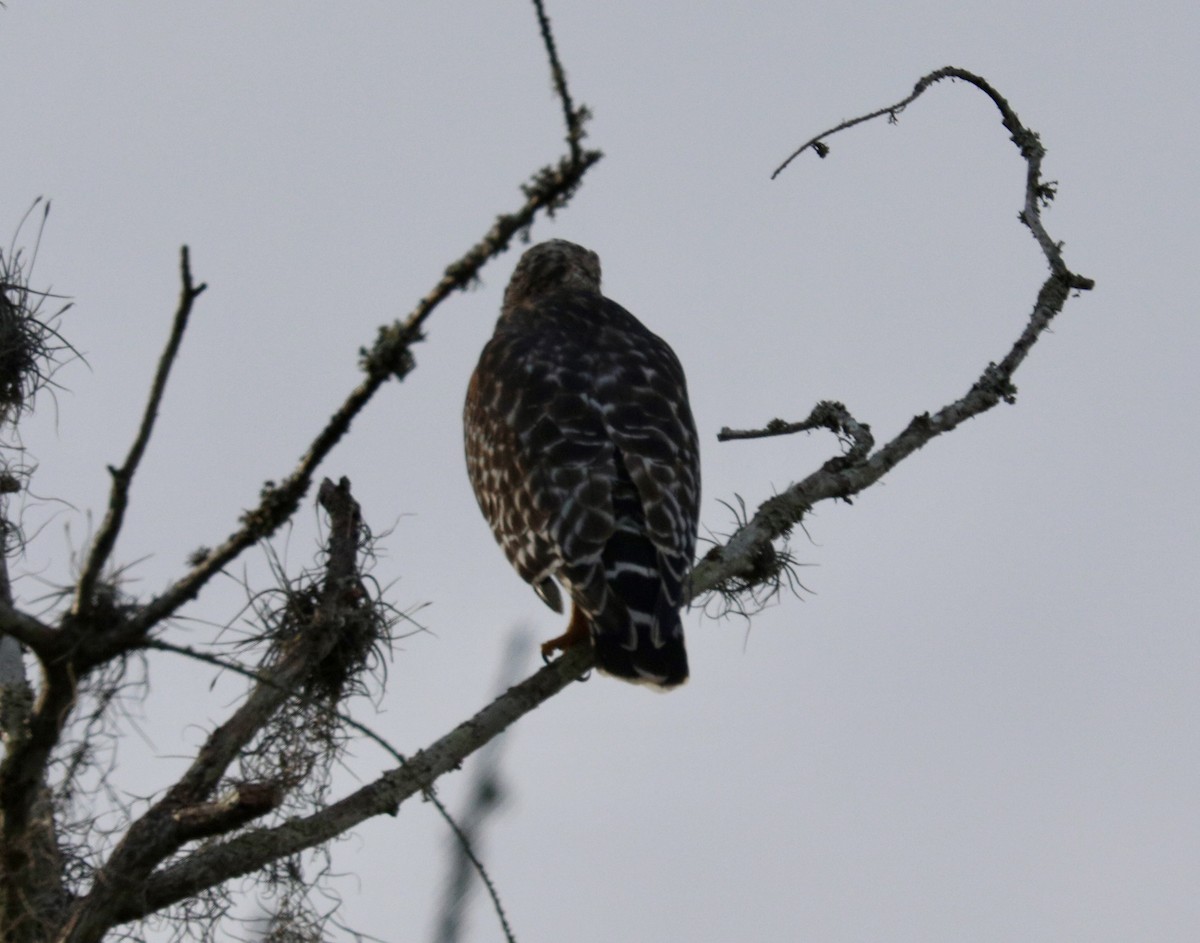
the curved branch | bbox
[698,66,1094,600]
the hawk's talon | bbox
[540,603,590,663]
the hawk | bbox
[464,240,700,688]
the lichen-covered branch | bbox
[696,66,1093,603]
[127,140,601,647]
[530,0,590,163]
[115,647,590,927]
[123,1,600,650]
[718,400,875,459]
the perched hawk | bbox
[464,240,700,688]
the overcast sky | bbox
[2,2,1197,941]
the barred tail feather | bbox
[592,526,689,688]
[592,610,689,688]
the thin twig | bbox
[530,0,585,162]
[718,400,875,465]
[770,80,930,178]
[776,66,1000,179]
[74,247,206,615]
[433,631,530,943]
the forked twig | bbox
[74,248,206,615]
[718,400,875,466]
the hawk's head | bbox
[503,239,602,311]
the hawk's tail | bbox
[591,526,689,688]
[592,612,689,688]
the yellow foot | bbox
[541,604,590,662]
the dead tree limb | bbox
[694,66,1093,601]
[73,248,206,617]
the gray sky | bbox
[2,2,1197,941]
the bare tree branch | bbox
[170,782,283,843]
[694,66,1094,601]
[432,631,531,943]
[115,647,591,927]
[718,400,875,463]
[73,247,206,617]
[530,0,589,163]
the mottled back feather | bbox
[464,240,700,687]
